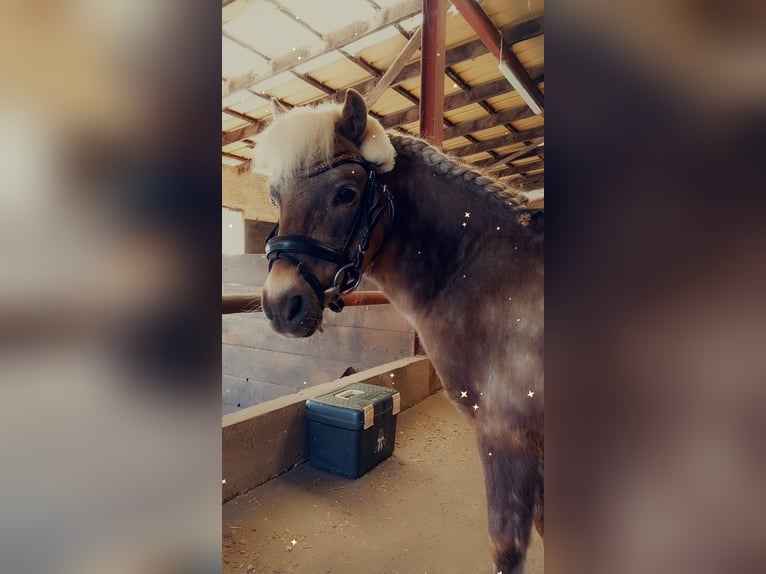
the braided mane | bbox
[388,133,537,210]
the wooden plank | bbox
[222,344,367,386]
[382,77,509,128]
[443,110,542,141]
[222,121,264,146]
[222,0,422,96]
[482,138,544,170]
[453,132,529,157]
[223,314,413,366]
[223,374,296,411]
[244,219,274,254]
[293,71,335,95]
[366,27,423,106]
[222,253,269,286]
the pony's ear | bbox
[270,98,289,118]
[338,89,368,145]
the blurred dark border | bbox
[546,2,766,572]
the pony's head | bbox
[254,89,396,337]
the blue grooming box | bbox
[305,383,401,478]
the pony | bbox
[255,89,543,573]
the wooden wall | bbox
[222,254,416,415]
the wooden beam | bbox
[420,0,447,146]
[222,0,421,97]
[366,27,422,106]
[503,159,544,176]
[222,150,245,160]
[453,133,529,157]
[482,138,544,170]
[504,173,544,192]
[340,50,382,78]
[223,291,390,315]
[222,122,265,146]
[443,109,541,141]
[457,127,543,160]
[292,71,335,95]
[223,107,258,124]
[381,76,534,128]
[450,0,544,113]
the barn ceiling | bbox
[221,0,544,191]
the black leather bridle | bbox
[265,152,394,313]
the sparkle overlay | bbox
[291,539,297,546]
[464,212,471,218]
[390,373,395,378]
[222,479,226,485]
[527,390,535,398]
[496,226,501,231]
[462,222,467,227]
[460,391,468,398]
[472,404,479,411]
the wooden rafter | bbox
[222,0,421,97]
[483,138,544,170]
[454,133,533,158]
[223,107,258,124]
[442,109,541,141]
[379,74,541,129]
[222,150,247,162]
[287,17,543,108]
[292,71,335,95]
[503,159,544,176]
[504,173,544,192]
[222,122,265,146]
[366,27,422,106]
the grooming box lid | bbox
[305,382,401,430]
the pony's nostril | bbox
[285,294,306,323]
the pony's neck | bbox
[366,145,537,331]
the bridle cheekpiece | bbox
[265,152,394,313]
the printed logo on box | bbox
[375,428,386,453]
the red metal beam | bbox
[450,0,544,113]
[222,291,390,314]
[419,0,447,146]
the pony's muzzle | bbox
[262,264,321,337]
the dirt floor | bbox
[223,390,544,574]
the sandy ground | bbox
[223,390,543,574]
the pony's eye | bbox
[333,186,357,205]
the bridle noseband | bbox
[265,152,394,313]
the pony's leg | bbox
[478,431,537,574]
